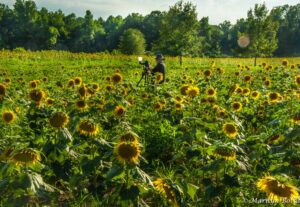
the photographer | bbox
[151,54,166,84]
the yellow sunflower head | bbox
[46,98,54,107]
[11,149,41,166]
[156,73,164,83]
[282,59,289,67]
[74,77,82,85]
[206,87,216,97]
[267,134,284,145]
[213,146,236,161]
[119,131,139,143]
[2,111,15,124]
[76,100,88,110]
[257,176,299,204]
[153,178,179,207]
[242,88,250,96]
[0,146,15,161]
[268,92,280,103]
[153,102,163,112]
[115,105,126,117]
[78,84,88,97]
[68,79,75,87]
[180,85,190,96]
[49,111,69,128]
[251,91,260,99]
[29,89,45,106]
[264,80,271,87]
[186,86,200,98]
[222,123,238,138]
[78,119,99,136]
[0,84,7,96]
[232,102,242,112]
[114,141,140,165]
[204,70,212,77]
[295,75,300,85]
[244,75,252,82]
[112,73,123,84]
[29,80,38,89]
[175,103,182,111]
[174,96,183,103]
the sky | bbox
[0,0,299,24]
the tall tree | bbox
[119,28,146,55]
[153,1,202,56]
[245,4,279,64]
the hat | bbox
[155,54,165,60]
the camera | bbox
[138,57,150,69]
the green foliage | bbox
[119,28,146,55]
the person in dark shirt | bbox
[151,54,166,84]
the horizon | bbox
[0,0,299,24]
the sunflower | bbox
[78,84,88,97]
[0,146,15,161]
[251,91,260,99]
[268,92,280,103]
[78,119,99,136]
[267,134,284,145]
[155,72,164,83]
[175,103,182,111]
[244,75,252,82]
[291,113,300,124]
[232,102,242,112]
[222,123,238,138]
[159,99,167,107]
[295,75,300,85]
[106,84,114,91]
[213,146,236,161]
[114,141,140,165]
[235,71,240,76]
[264,80,271,87]
[46,98,54,107]
[29,89,45,106]
[115,105,126,117]
[282,59,289,67]
[204,70,212,77]
[67,79,75,87]
[76,100,88,110]
[186,86,200,98]
[206,87,216,97]
[42,77,48,82]
[2,111,15,124]
[218,109,227,117]
[49,111,69,128]
[119,131,139,143]
[92,83,99,91]
[74,77,82,85]
[105,76,111,82]
[29,80,38,88]
[153,102,163,111]
[153,178,179,207]
[207,96,217,104]
[141,93,148,100]
[235,87,243,94]
[174,96,183,103]
[112,73,123,83]
[257,176,299,204]
[4,78,11,84]
[180,85,190,96]
[242,88,250,96]
[11,149,41,166]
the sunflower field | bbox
[0,50,300,206]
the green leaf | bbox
[106,165,124,181]
[187,183,199,200]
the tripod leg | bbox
[137,73,145,86]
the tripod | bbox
[137,67,152,86]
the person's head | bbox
[155,54,164,64]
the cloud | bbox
[0,0,299,24]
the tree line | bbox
[0,0,299,57]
